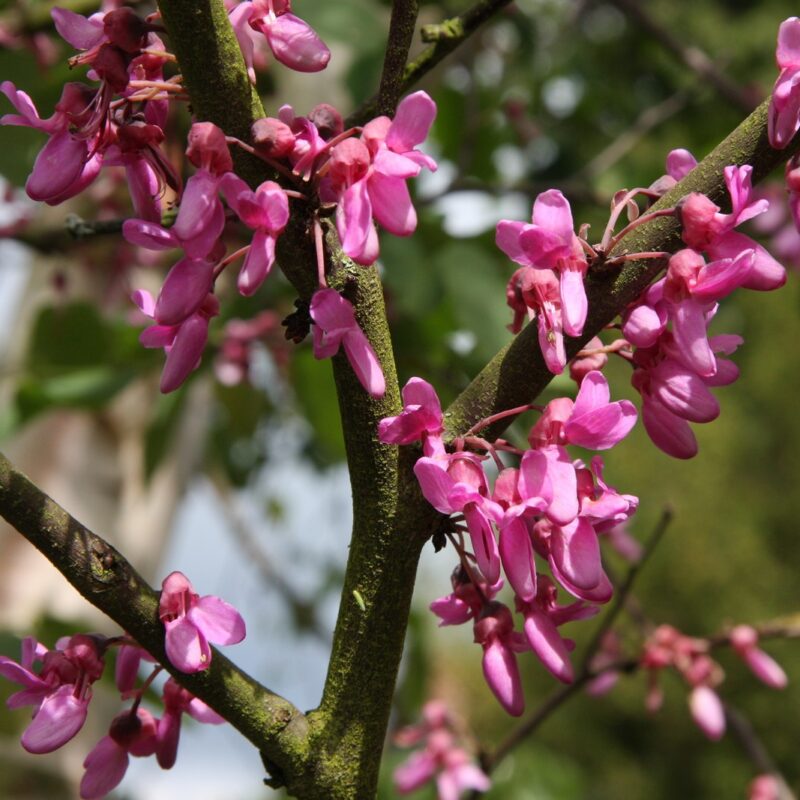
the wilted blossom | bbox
[310,288,386,397]
[0,634,106,754]
[158,571,246,673]
[394,700,490,800]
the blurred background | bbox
[0,0,798,797]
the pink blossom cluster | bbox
[379,371,638,715]
[622,154,785,458]
[124,120,290,392]
[497,190,589,374]
[1,6,175,213]
[393,700,490,800]
[496,146,787,460]
[0,572,245,798]
[637,624,787,741]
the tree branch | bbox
[346,0,515,127]
[376,0,420,117]
[0,451,311,777]
[443,98,800,439]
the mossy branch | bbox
[0,451,310,779]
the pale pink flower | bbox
[749,774,782,800]
[158,571,246,673]
[729,625,788,690]
[689,685,725,740]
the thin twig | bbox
[579,508,673,674]
[376,0,420,117]
[346,0,515,127]
[724,703,797,800]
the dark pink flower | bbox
[219,174,289,295]
[80,708,158,799]
[0,634,105,754]
[156,678,224,769]
[158,571,246,673]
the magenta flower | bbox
[132,289,220,393]
[158,571,246,673]
[0,634,105,754]
[310,288,386,397]
[327,91,437,264]
[379,377,445,457]
[230,0,330,75]
[496,189,589,336]
[80,708,158,800]
[156,678,224,769]
[219,174,289,295]
[473,602,526,716]
[769,17,800,148]
[0,80,104,204]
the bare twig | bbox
[346,0,515,126]
[579,508,673,673]
[376,0,420,117]
[725,703,797,800]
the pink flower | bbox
[749,774,782,800]
[473,602,525,716]
[769,17,800,148]
[688,685,725,740]
[729,625,788,690]
[378,377,445,456]
[326,91,437,264]
[156,678,224,769]
[393,702,491,800]
[309,288,386,397]
[0,634,106,754]
[219,174,289,295]
[80,708,158,800]
[158,571,246,673]
[496,190,589,336]
[132,289,220,394]
[505,267,566,374]
[231,0,330,74]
